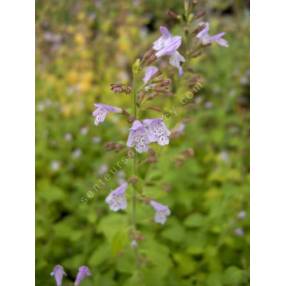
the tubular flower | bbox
[92,103,121,125]
[143,118,171,146]
[50,265,66,286]
[143,66,159,84]
[127,120,150,153]
[153,26,185,75]
[169,51,185,76]
[74,266,91,286]
[196,22,228,47]
[150,200,171,224]
[105,182,128,211]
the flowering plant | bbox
[90,0,228,267]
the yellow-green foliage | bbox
[36,1,249,285]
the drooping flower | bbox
[196,22,228,47]
[105,182,128,211]
[169,51,185,76]
[74,266,91,286]
[92,103,122,126]
[127,120,150,153]
[150,200,171,224]
[50,265,66,286]
[153,26,185,75]
[143,66,159,84]
[143,118,171,146]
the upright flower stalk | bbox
[90,1,228,267]
[131,67,139,264]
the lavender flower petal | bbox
[150,200,171,224]
[143,66,159,83]
[153,26,182,57]
[105,182,128,211]
[169,51,185,76]
[152,26,184,74]
[127,120,150,153]
[50,265,66,286]
[92,103,122,125]
[210,32,229,47]
[74,266,91,286]
[155,36,182,57]
[196,22,228,47]
[143,118,171,146]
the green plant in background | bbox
[36,0,249,285]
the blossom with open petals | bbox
[143,118,171,146]
[196,22,228,47]
[92,103,121,125]
[127,120,150,153]
[74,266,91,286]
[153,26,185,75]
[153,26,181,57]
[50,265,66,286]
[105,182,128,211]
[150,200,171,224]
[143,66,159,83]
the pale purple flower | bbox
[143,118,171,146]
[169,51,185,76]
[50,265,66,286]
[127,120,150,153]
[98,163,108,175]
[153,26,182,57]
[92,136,101,143]
[80,126,89,135]
[237,210,246,220]
[105,182,128,211]
[153,26,185,75]
[72,148,82,159]
[150,200,171,224]
[50,160,61,171]
[196,22,228,47]
[92,103,121,125]
[131,240,138,249]
[64,133,73,142]
[74,266,91,286]
[234,227,244,237]
[143,66,159,83]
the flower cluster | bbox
[126,119,171,153]
[51,265,91,286]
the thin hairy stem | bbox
[131,73,140,268]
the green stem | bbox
[131,73,140,267]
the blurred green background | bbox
[36,0,249,285]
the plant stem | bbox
[131,73,140,267]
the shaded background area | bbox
[36,0,249,285]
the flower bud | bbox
[192,24,206,35]
[104,142,124,152]
[111,83,132,94]
[167,10,180,20]
[142,49,156,65]
[194,11,206,19]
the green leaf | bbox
[111,229,128,256]
[184,213,206,228]
[223,266,245,285]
